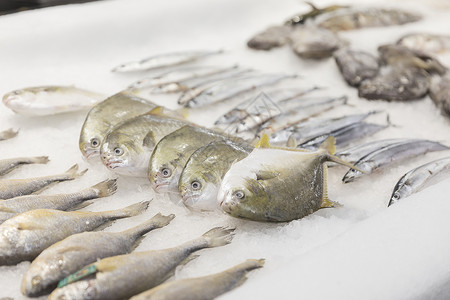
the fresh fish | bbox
[342,140,449,183]
[218,136,359,222]
[184,73,296,108]
[396,33,450,54]
[0,164,86,200]
[179,139,253,211]
[101,110,189,177]
[21,213,174,297]
[0,128,18,141]
[0,156,49,176]
[334,48,379,86]
[429,73,450,118]
[111,50,223,73]
[48,227,234,300]
[0,179,117,224]
[289,25,345,59]
[0,201,149,265]
[285,2,348,26]
[149,125,232,193]
[389,157,450,206]
[2,86,105,116]
[79,91,158,160]
[317,8,421,32]
[247,25,294,50]
[130,258,265,300]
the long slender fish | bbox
[179,139,253,211]
[0,201,148,265]
[388,157,450,206]
[2,86,105,116]
[0,156,49,176]
[111,50,223,73]
[79,91,159,160]
[48,227,234,300]
[396,33,450,54]
[0,179,117,224]
[101,110,190,177]
[334,48,379,86]
[0,164,86,200]
[130,258,265,300]
[343,140,449,183]
[21,213,174,297]
[149,125,232,193]
[0,128,18,141]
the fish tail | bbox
[124,213,175,238]
[63,164,88,179]
[202,227,235,248]
[243,258,265,270]
[31,156,50,164]
[90,179,118,198]
[109,201,150,219]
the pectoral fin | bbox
[142,131,155,149]
[256,170,279,181]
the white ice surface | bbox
[1,0,450,299]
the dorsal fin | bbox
[319,136,336,155]
[254,134,271,148]
[146,106,164,116]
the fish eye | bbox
[161,168,171,178]
[31,275,42,286]
[90,138,100,148]
[114,147,124,156]
[191,181,201,190]
[392,193,401,200]
[234,190,245,199]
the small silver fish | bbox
[130,258,265,300]
[0,128,18,141]
[429,73,450,118]
[389,157,450,206]
[0,156,49,177]
[397,33,450,55]
[334,48,379,86]
[247,25,294,50]
[21,212,174,297]
[285,2,348,26]
[48,227,234,300]
[0,164,86,200]
[343,140,449,183]
[111,50,223,73]
[0,179,117,224]
[0,201,149,265]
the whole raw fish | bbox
[130,258,264,300]
[396,33,450,54]
[0,179,117,224]
[111,50,223,72]
[0,156,49,176]
[179,139,253,211]
[0,201,149,265]
[0,164,86,200]
[48,227,234,300]
[101,110,189,177]
[343,140,449,183]
[0,128,18,141]
[79,91,158,160]
[21,212,174,297]
[334,48,379,86]
[149,125,232,193]
[389,157,450,206]
[429,73,450,118]
[2,86,105,116]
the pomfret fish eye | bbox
[235,190,245,199]
[31,275,42,286]
[191,181,201,190]
[90,138,100,148]
[113,147,124,156]
[161,168,171,178]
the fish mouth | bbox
[105,160,123,169]
[84,150,100,159]
[153,182,169,192]
[182,194,199,207]
[3,95,18,106]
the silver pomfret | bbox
[0,156,49,177]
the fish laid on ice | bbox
[429,73,450,118]
[285,2,348,26]
[179,139,253,211]
[0,179,117,224]
[0,201,149,265]
[396,33,450,54]
[49,227,234,300]
[149,125,233,193]
[0,128,18,141]
[111,50,223,73]
[389,157,450,206]
[218,136,359,222]
[101,110,189,177]
[0,156,49,176]
[21,213,174,297]
[79,91,158,160]
[334,48,379,86]
[130,258,265,300]
[343,139,449,183]
[2,86,105,116]
[0,164,86,200]
[247,25,294,50]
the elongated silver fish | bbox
[48,227,234,300]
[0,128,18,141]
[111,50,223,72]
[0,156,49,176]
[397,33,450,54]
[285,2,348,26]
[0,164,86,200]
[2,86,105,116]
[343,140,449,183]
[21,212,174,297]
[389,157,450,206]
[0,201,149,265]
[0,179,117,224]
[179,139,253,211]
[429,73,450,118]
[334,48,379,86]
[247,25,294,50]
[130,258,265,300]
[184,73,296,108]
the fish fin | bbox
[32,156,50,164]
[142,131,155,149]
[146,106,164,116]
[233,275,249,289]
[93,221,115,232]
[203,227,235,247]
[179,254,200,267]
[254,134,271,148]
[320,164,341,208]
[90,179,118,198]
[67,201,94,211]
[304,1,318,10]
[129,235,146,252]
[318,136,336,155]
[286,135,297,148]
[255,170,279,181]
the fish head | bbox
[79,118,105,160]
[2,89,40,112]
[388,180,412,206]
[179,171,220,211]
[47,279,98,300]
